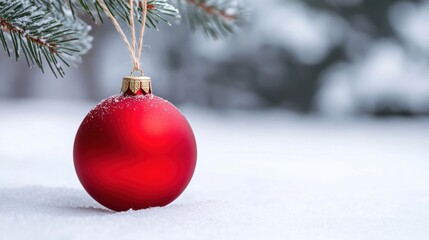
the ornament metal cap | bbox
[121,74,152,94]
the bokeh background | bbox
[1,0,429,116]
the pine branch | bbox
[0,0,91,78]
[0,0,244,78]
[140,0,180,28]
[174,0,244,38]
[69,0,179,29]
[71,0,243,38]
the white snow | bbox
[1,100,429,239]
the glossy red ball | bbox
[73,94,197,211]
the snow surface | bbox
[1,100,429,240]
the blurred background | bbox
[1,0,429,117]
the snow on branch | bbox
[0,0,244,77]
[174,0,244,38]
[70,0,179,28]
[0,0,92,78]
[71,0,244,38]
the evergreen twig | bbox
[71,0,243,38]
[174,0,244,38]
[0,0,91,78]
[0,0,244,77]
[70,0,179,28]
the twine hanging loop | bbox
[98,0,148,75]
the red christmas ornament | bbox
[73,76,197,212]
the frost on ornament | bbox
[74,92,197,211]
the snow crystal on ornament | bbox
[81,94,182,127]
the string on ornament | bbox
[97,0,148,76]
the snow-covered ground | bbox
[0,100,429,240]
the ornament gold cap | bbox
[121,75,152,94]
